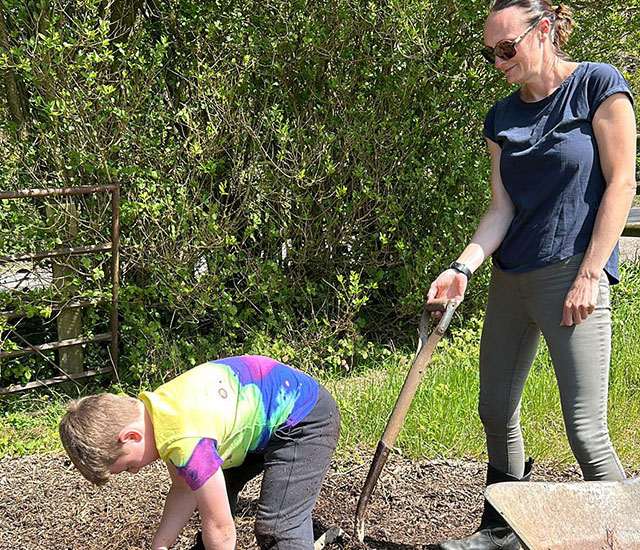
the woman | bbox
[427,2,637,549]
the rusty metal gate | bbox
[0,183,120,394]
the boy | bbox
[59,355,341,550]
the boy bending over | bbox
[59,355,341,550]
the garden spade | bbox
[355,297,456,542]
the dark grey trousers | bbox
[222,384,340,549]
[479,253,625,481]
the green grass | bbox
[326,261,640,470]
[2,263,640,471]
[325,321,486,459]
[0,393,66,455]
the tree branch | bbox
[0,1,25,130]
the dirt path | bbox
[619,236,640,263]
[1,452,594,550]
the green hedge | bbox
[1,0,638,385]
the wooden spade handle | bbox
[424,297,450,312]
[355,300,457,542]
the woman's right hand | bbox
[426,269,468,316]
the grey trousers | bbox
[479,253,625,481]
[223,384,340,550]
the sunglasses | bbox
[481,16,543,64]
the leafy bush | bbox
[0,0,638,385]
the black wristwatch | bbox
[449,261,473,281]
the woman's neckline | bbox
[517,61,584,105]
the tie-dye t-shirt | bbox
[138,355,319,490]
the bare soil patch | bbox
[0,451,599,550]
[619,236,640,263]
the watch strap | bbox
[449,261,472,281]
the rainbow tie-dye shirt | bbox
[138,355,319,490]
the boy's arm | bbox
[194,468,237,550]
[151,463,197,550]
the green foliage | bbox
[0,1,638,387]
[0,392,65,455]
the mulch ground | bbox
[0,451,599,550]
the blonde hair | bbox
[59,393,140,485]
[489,0,576,59]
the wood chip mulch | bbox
[0,451,611,549]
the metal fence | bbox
[0,183,120,394]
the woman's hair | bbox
[59,393,140,485]
[489,1,576,59]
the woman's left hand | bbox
[561,275,600,326]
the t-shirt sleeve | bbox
[587,63,634,119]
[483,104,498,143]
[166,437,224,491]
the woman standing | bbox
[427,2,637,549]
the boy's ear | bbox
[118,425,143,444]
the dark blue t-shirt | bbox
[483,62,633,283]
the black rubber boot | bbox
[438,458,533,550]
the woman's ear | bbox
[539,17,552,39]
